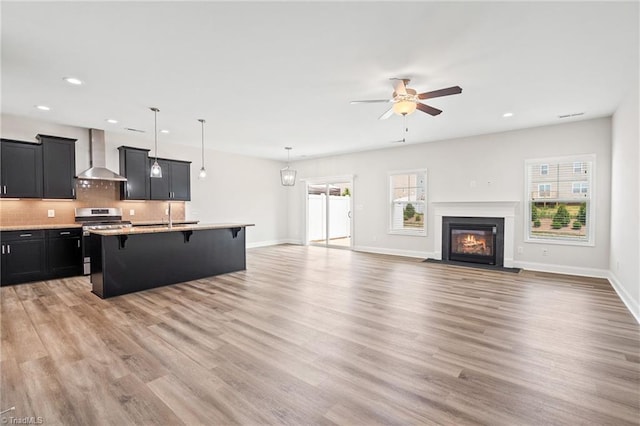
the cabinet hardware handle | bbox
[1,245,4,255]
[77,240,81,248]
[60,231,71,235]
[2,185,6,194]
[72,188,75,197]
[7,245,10,254]
[20,233,32,237]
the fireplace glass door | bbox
[449,225,496,265]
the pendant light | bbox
[150,107,162,178]
[198,119,207,179]
[280,147,296,186]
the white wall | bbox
[288,118,612,275]
[1,114,289,246]
[610,79,640,322]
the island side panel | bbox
[90,233,105,297]
[92,227,246,298]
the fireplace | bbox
[442,217,505,267]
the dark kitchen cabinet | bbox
[1,230,47,285]
[38,134,77,199]
[0,139,43,198]
[149,158,191,201]
[47,228,82,278]
[118,146,150,200]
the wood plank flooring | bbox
[1,245,638,425]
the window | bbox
[525,155,595,245]
[389,170,427,235]
[572,182,588,194]
[573,162,584,173]
[538,184,551,198]
[540,164,549,175]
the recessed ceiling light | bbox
[160,129,170,134]
[35,105,51,111]
[106,119,118,124]
[503,112,513,118]
[63,77,83,85]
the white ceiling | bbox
[2,2,638,161]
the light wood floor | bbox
[1,245,638,425]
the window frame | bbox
[388,169,427,237]
[524,154,596,246]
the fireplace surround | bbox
[432,201,518,268]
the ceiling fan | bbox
[351,78,462,120]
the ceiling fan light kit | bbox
[352,78,462,120]
[393,100,417,116]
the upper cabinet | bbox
[118,146,150,200]
[37,134,77,199]
[0,139,43,198]
[149,158,191,201]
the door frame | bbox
[302,175,354,249]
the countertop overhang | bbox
[88,223,254,236]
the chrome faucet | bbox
[167,202,173,228]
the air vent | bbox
[558,112,584,119]
[125,127,145,133]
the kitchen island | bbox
[90,223,253,298]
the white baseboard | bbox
[608,272,640,324]
[512,260,609,278]
[246,239,290,249]
[352,245,435,259]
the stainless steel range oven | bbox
[75,208,132,275]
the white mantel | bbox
[432,201,520,267]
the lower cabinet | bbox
[1,231,47,285]
[47,229,83,278]
[1,228,82,285]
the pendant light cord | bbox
[201,119,205,168]
[151,107,159,160]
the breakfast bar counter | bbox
[90,223,254,298]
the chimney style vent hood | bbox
[77,129,127,181]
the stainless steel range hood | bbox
[76,129,127,181]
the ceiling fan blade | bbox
[378,107,394,120]
[350,99,392,104]
[390,78,408,96]
[417,86,462,100]
[416,102,442,116]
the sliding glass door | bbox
[307,180,352,249]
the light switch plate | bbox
[130,209,135,216]
[47,209,55,218]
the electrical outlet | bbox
[165,208,169,215]
[517,246,523,254]
[542,248,548,256]
[129,209,135,216]
[47,209,55,218]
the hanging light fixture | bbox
[198,119,207,179]
[280,147,296,186]
[149,107,162,178]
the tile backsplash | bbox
[0,180,185,226]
